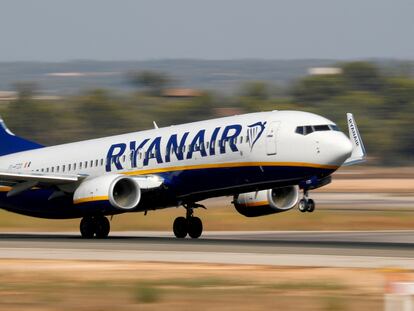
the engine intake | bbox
[234,186,299,217]
[74,175,141,210]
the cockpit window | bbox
[295,124,340,135]
[329,124,340,131]
[295,127,304,135]
[304,126,314,135]
[313,125,330,131]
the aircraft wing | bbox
[0,170,84,184]
[0,170,164,197]
[0,170,86,197]
[343,113,367,166]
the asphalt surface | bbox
[1,231,414,268]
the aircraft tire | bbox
[188,217,203,239]
[95,216,110,238]
[298,199,307,213]
[173,216,188,238]
[80,217,95,239]
[307,199,315,212]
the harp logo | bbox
[247,121,267,150]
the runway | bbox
[1,231,414,268]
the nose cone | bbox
[329,134,353,165]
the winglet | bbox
[153,121,159,129]
[344,113,367,166]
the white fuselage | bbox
[0,110,352,180]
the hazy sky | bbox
[0,0,413,61]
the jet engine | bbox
[73,174,141,210]
[233,186,299,217]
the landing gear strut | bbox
[173,204,203,239]
[80,216,110,239]
[298,190,315,213]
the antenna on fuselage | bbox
[153,121,159,129]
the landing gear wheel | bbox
[95,216,110,238]
[173,216,188,238]
[188,217,203,239]
[306,199,315,213]
[80,217,95,239]
[298,199,308,213]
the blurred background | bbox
[0,1,412,166]
[0,1,413,310]
[1,59,412,166]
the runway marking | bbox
[1,231,414,268]
[2,247,414,269]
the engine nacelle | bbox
[73,174,141,210]
[233,186,299,217]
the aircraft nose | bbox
[328,134,353,165]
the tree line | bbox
[1,61,412,165]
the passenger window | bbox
[122,155,126,163]
[73,163,76,170]
[51,167,54,173]
[100,159,104,166]
[80,162,82,169]
[62,165,65,172]
[46,168,49,172]
[56,166,59,173]
[85,161,88,168]
[68,164,71,171]
[95,159,98,166]
[90,160,93,167]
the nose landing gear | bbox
[173,203,204,239]
[298,190,315,213]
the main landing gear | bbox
[298,190,315,213]
[80,216,110,239]
[173,203,204,239]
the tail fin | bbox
[0,117,43,156]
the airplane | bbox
[0,110,366,239]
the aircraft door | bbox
[265,121,280,155]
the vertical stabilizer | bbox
[0,117,43,156]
